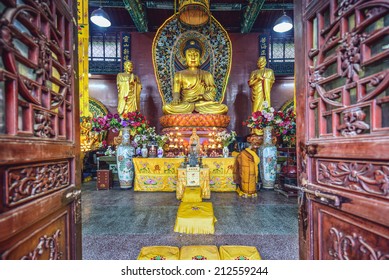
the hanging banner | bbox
[120,32,131,71]
[259,34,269,62]
[77,0,91,117]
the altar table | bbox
[133,157,236,192]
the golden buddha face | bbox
[124,61,133,73]
[185,48,201,68]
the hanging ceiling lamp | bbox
[90,7,111,28]
[273,11,293,33]
[178,0,210,27]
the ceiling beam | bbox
[241,0,266,33]
[122,0,148,32]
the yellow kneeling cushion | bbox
[180,245,220,260]
[174,202,217,234]
[137,246,180,260]
[219,245,262,260]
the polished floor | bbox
[81,181,299,260]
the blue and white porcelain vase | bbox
[157,146,164,158]
[141,144,148,158]
[258,126,277,189]
[116,127,135,189]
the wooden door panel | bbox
[0,0,81,259]
[0,207,71,260]
[295,0,389,259]
[313,202,389,260]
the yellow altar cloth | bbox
[181,187,202,202]
[133,157,237,192]
[174,202,217,234]
[219,245,262,260]
[137,246,180,260]
[179,245,220,260]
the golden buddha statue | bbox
[117,60,142,114]
[189,128,201,154]
[248,56,275,113]
[162,39,228,115]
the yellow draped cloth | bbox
[234,148,260,197]
[180,245,220,260]
[174,202,217,234]
[181,187,202,202]
[133,157,237,192]
[137,246,179,260]
[219,245,262,260]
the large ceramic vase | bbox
[258,126,277,189]
[116,127,135,189]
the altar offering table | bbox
[132,157,236,192]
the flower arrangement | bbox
[243,101,284,132]
[91,111,148,134]
[279,107,296,146]
[217,130,237,147]
[133,126,157,146]
[244,102,297,146]
[155,134,169,147]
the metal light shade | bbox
[178,0,210,26]
[91,7,111,27]
[273,12,293,33]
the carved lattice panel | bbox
[0,1,73,139]
[0,0,80,260]
[307,1,389,139]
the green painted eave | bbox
[241,0,266,33]
[123,0,148,32]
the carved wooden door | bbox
[295,0,389,259]
[0,0,81,259]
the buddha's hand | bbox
[171,96,180,105]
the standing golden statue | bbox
[248,56,275,113]
[162,39,228,115]
[117,60,142,114]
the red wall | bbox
[89,32,295,138]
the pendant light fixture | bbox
[273,1,293,33]
[90,1,111,28]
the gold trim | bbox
[280,98,294,113]
[89,97,108,116]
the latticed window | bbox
[268,35,294,75]
[89,32,121,74]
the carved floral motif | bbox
[34,111,56,138]
[7,162,69,205]
[21,230,63,260]
[339,32,368,83]
[318,160,389,196]
[337,107,370,136]
[336,0,358,17]
[329,227,389,260]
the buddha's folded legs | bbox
[194,102,228,114]
[162,102,195,115]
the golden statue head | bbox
[183,39,203,68]
[123,60,133,73]
[257,56,267,68]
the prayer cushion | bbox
[174,202,217,234]
[219,245,262,260]
[181,187,202,202]
[180,245,220,260]
[137,246,180,260]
